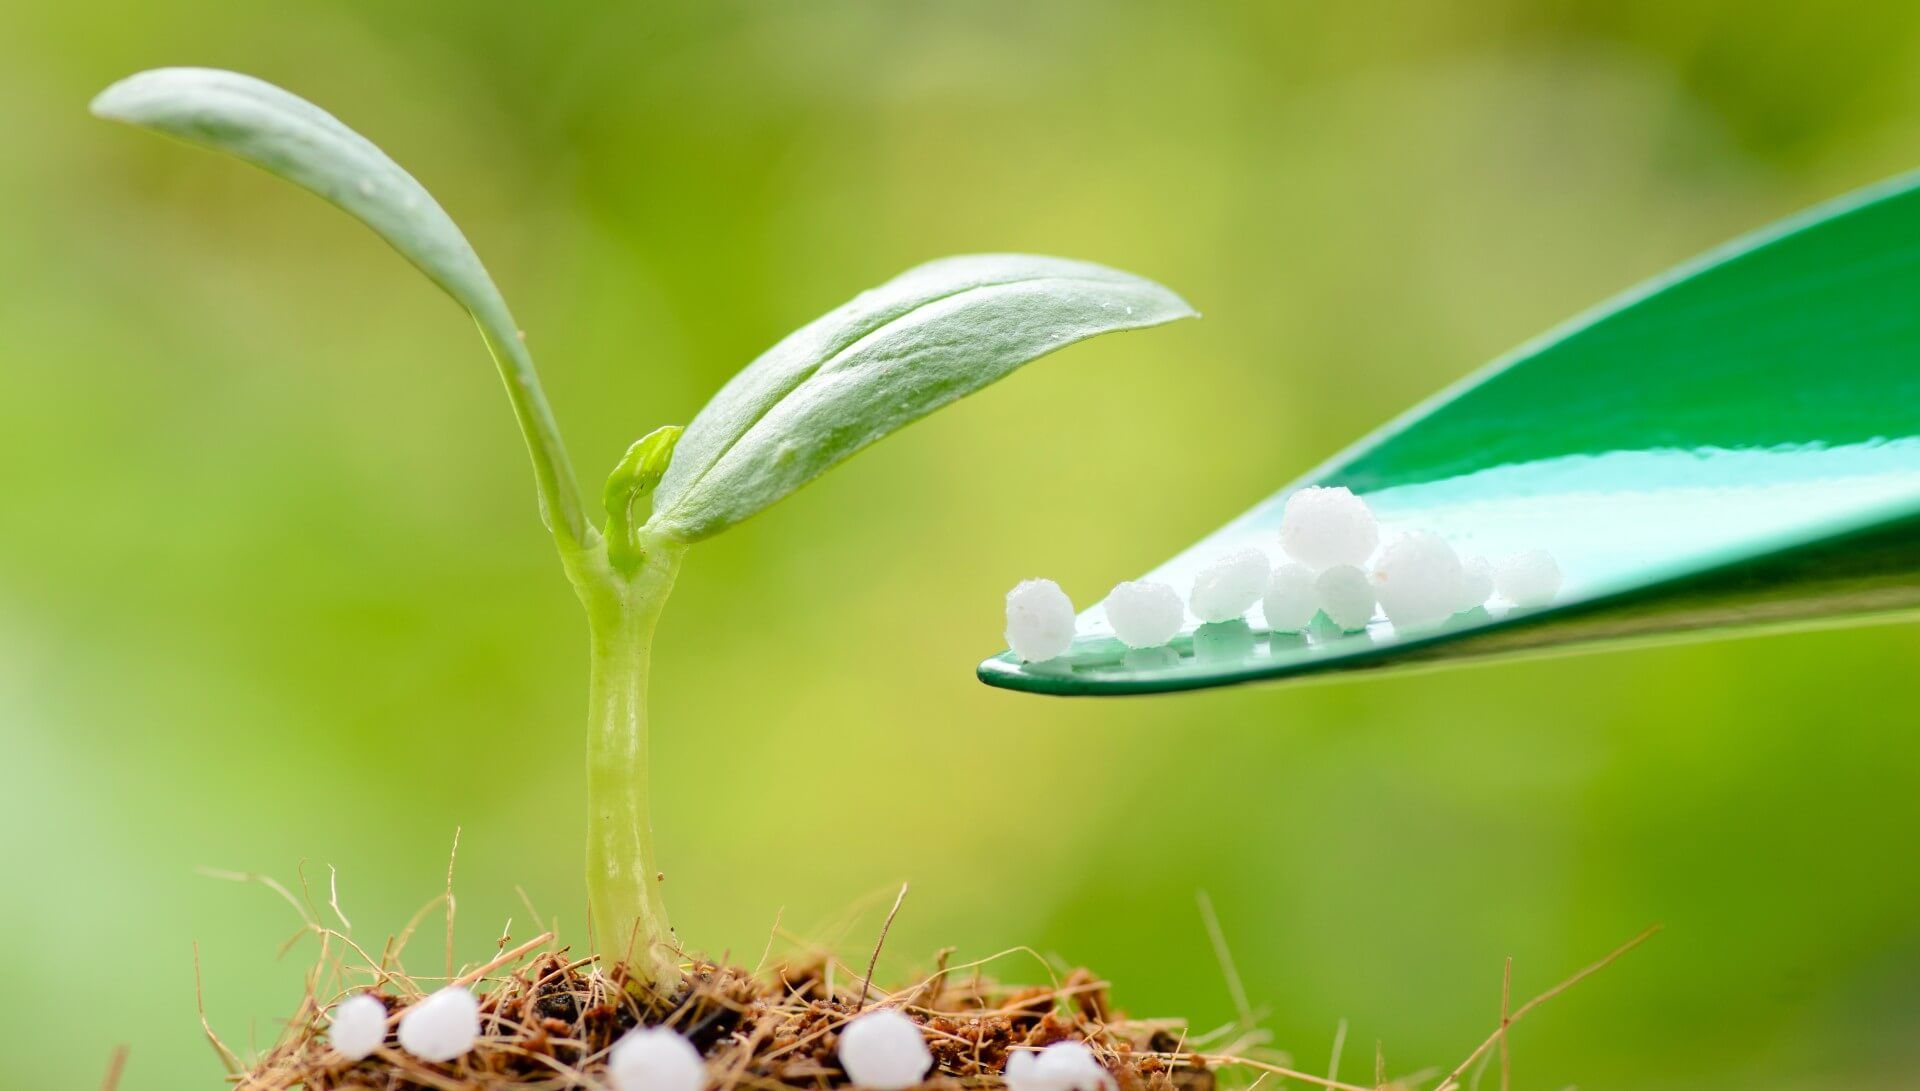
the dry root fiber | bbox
[232,943,1232,1091]
[203,870,1656,1091]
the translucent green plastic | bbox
[980,171,1920,695]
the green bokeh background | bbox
[4,3,1919,1088]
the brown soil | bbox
[200,870,1655,1091]
[229,946,1228,1091]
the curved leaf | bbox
[646,254,1196,541]
[91,67,588,542]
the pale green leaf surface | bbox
[646,255,1196,541]
[91,67,588,541]
[91,67,508,333]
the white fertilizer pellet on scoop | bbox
[1314,565,1376,631]
[398,986,481,1063]
[1496,549,1562,607]
[1004,579,1075,662]
[1006,1041,1117,1091]
[837,1008,932,1090]
[610,1027,706,1091]
[1457,555,1494,613]
[328,992,387,1061]
[1189,548,1270,622]
[1105,580,1184,648]
[1279,486,1379,571]
[1261,562,1317,631]
[1372,531,1465,630]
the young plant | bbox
[92,67,1195,993]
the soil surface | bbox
[233,950,1222,1091]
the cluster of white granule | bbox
[836,1008,935,1089]
[1002,485,1563,660]
[1278,486,1562,633]
[1274,485,1559,630]
[328,987,482,1065]
[1006,1041,1118,1091]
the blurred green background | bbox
[5,2,1920,1088]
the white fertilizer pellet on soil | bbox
[328,993,386,1061]
[1189,548,1270,622]
[609,1027,707,1091]
[1457,555,1494,613]
[1105,580,1184,648]
[1261,562,1317,631]
[1004,579,1075,662]
[1006,1041,1117,1091]
[1496,549,1562,607]
[837,1008,932,1090]
[398,986,481,1063]
[1372,531,1465,630]
[1314,565,1376,631]
[1279,486,1379,571]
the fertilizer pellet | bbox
[1006,1041,1118,1091]
[1314,564,1376,631]
[837,1009,932,1091]
[1261,562,1317,631]
[1190,548,1270,623]
[1456,555,1494,614]
[1372,531,1465,630]
[328,993,386,1061]
[609,1027,706,1091]
[1279,486,1379,571]
[1496,549,1562,607]
[397,986,480,1063]
[1105,580,1184,648]
[1004,579,1075,663]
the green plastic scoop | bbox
[979,171,1920,696]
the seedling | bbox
[92,67,1195,991]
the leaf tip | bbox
[90,67,194,123]
[89,66,255,125]
[88,72,147,122]
[1155,286,1202,323]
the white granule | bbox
[1189,548,1271,623]
[1372,531,1466,630]
[1279,486,1379,571]
[1314,565,1376,631]
[328,992,386,1061]
[1005,1041,1117,1091]
[1495,549,1562,607]
[1004,579,1075,663]
[610,1026,706,1091]
[1261,562,1317,631]
[837,1008,932,1090]
[1456,555,1494,613]
[397,985,481,1063]
[1104,580,1184,648]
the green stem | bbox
[476,314,592,549]
[568,534,685,990]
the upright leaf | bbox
[646,254,1196,541]
[91,67,588,541]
